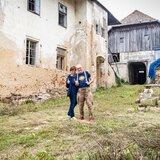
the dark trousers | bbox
[68,94,77,118]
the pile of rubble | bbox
[0,88,66,105]
[137,84,160,108]
[137,66,160,108]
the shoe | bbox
[79,116,84,120]
[89,116,94,122]
[71,117,77,121]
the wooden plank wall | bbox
[109,24,160,53]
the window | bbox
[96,24,99,34]
[26,39,37,65]
[28,0,40,15]
[58,3,67,28]
[120,37,124,43]
[113,53,120,62]
[56,48,66,70]
[101,28,105,38]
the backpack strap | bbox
[76,73,78,82]
[84,71,88,83]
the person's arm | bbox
[86,71,93,85]
[75,73,79,86]
[66,76,70,88]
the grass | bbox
[0,85,160,160]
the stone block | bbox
[140,97,158,106]
[158,100,160,107]
[152,88,160,96]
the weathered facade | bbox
[0,0,117,102]
[109,10,160,84]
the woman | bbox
[66,66,78,120]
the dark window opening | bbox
[56,48,66,70]
[120,37,124,43]
[26,39,37,65]
[101,28,105,38]
[113,53,120,62]
[28,0,40,15]
[96,24,99,34]
[58,3,67,28]
[128,62,146,85]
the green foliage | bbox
[36,151,56,160]
[115,72,122,87]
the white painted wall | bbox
[0,0,114,96]
[120,51,155,63]
[0,0,76,69]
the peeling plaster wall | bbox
[86,1,110,89]
[0,0,76,68]
[67,0,87,69]
[111,63,128,82]
[0,0,114,101]
[67,0,115,89]
[0,0,76,100]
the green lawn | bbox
[0,85,160,160]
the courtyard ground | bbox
[0,85,160,160]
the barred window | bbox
[28,0,40,15]
[58,3,67,28]
[26,39,37,65]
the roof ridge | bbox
[121,10,157,24]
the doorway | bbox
[96,56,105,87]
[128,62,146,84]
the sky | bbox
[98,0,160,21]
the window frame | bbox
[26,39,38,66]
[58,2,67,28]
[27,0,41,16]
[56,47,66,70]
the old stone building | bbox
[0,0,118,102]
[109,10,160,84]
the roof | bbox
[121,10,157,25]
[91,0,120,25]
[108,20,160,33]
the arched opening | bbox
[128,62,146,85]
[96,56,105,87]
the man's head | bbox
[76,64,83,73]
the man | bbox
[75,64,94,121]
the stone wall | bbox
[0,66,67,104]
[137,84,160,108]
[155,67,160,84]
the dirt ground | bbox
[0,85,160,160]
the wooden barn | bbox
[108,10,160,84]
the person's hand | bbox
[67,79,70,84]
[86,81,90,85]
[75,80,79,86]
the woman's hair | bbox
[70,66,76,71]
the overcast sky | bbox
[99,0,160,21]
